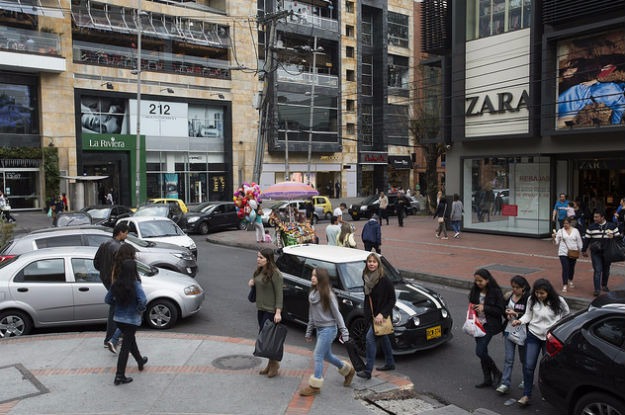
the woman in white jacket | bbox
[511,278,569,407]
[553,217,583,292]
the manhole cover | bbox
[0,364,48,404]
[212,355,262,370]
[483,264,541,275]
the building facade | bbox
[421,0,625,236]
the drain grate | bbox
[483,264,541,275]
[212,355,262,371]
[0,364,48,405]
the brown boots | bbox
[338,361,355,387]
[259,360,280,378]
[299,375,323,396]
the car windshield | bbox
[189,202,214,213]
[361,195,378,205]
[136,260,158,277]
[135,206,169,217]
[84,207,111,219]
[338,257,402,290]
[125,234,153,247]
[138,220,184,237]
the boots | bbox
[338,361,355,387]
[267,359,280,378]
[299,375,323,396]
[475,360,492,388]
[490,360,502,389]
[259,361,270,375]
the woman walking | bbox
[357,253,396,380]
[511,278,569,406]
[553,217,583,292]
[337,222,357,248]
[496,275,530,394]
[299,268,355,396]
[450,193,464,238]
[469,268,505,389]
[248,248,284,378]
[105,259,148,385]
[434,196,448,239]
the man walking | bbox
[582,210,620,296]
[325,216,341,245]
[396,191,410,227]
[552,193,570,229]
[362,214,382,254]
[94,222,130,352]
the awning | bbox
[388,155,412,170]
[60,175,109,181]
[0,0,64,19]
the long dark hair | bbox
[469,268,502,303]
[528,278,565,315]
[312,267,332,311]
[338,223,352,246]
[254,247,277,282]
[111,259,138,306]
[111,243,137,284]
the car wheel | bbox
[146,299,179,330]
[574,393,625,415]
[351,215,359,221]
[348,317,368,356]
[198,222,210,235]
[0,310,33,337]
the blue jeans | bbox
[313,326,344,379]
[474,332,494,361]
[501,332,526,388]
[590,251,611,290]
[522,331,545,398]
[257,310,275,333]
[105,303,118,343]
[451,220,461,234]
[558,255,577,285]
[364,326,395,374]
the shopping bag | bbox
[603,238,625,263]
[253,320,288,361]
[344,339,365,372]
[505,322,527,346]
[462,303,486,337]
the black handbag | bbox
[603,238,625,263]
[253,320,288,361]
[247,285,256,303]
[344,339,366,372]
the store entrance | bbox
[576,159,625,220]
[82,152,130,206]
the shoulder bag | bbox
[562,232,580,259]
[368,296,394,336]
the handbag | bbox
[344,339,366,372]
[368,296,394,336]
[561,231,580,259]
[253,320,288,361]
[505,322,527,346]
[462,303,486,338]
[437,217,445,223]
[603,237,625,263]
[247,285,256,303]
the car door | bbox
[224,204,239,228]
[70,257,108,321]
[277,253,308,322]
[9,258,74,324]
[211,204,227,229]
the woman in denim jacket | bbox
[105,259,148,385]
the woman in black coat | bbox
[468,268,505,388]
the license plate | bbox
[426,325,442,340]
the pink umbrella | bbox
[261,181,319,200]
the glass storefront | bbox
[463,156,551,235]
[0,168,40,209]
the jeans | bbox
[115,322,142,377]
[501,332,526,388]
[257,310,275,333]
[313,326,344,379]
[397,208,405,227]
[558,255,577,285]
[451,220,461,234]
[590,251,611,290]
[364,325,395,374]
[436,220,447,237]
[105,303,118,343]
[474,332,494,362]
[364,241,381,254]
[378,208,389,225]
[522,331,545,398]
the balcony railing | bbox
[276,67,338,88]
[285,12,338,33]
[73,41,230,79]
[0,24,61,56]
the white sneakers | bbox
[496,384,509,394]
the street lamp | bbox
[306,36,324,185]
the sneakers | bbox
[495,384,509,394]
[441,236,449,240]
[568,281,575,288]
[453,232,460,238]
[518,381,524,389]
[106,341,117,354]
[562,286,567,293]
[517,396,530,407]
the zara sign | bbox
[465,90,529,117]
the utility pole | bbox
[134,0,143,207]
[306,36,318,184]
[284,120,290,181]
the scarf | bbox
[363,267,383,295]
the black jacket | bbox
[434,199,448,218]
[94,238,123,289]
[469,285,505,335]
[363,275,396,321]
[582,220,620,253]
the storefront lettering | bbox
[320,155,340,161]
[465,90,529,116]
[88,137,126,149]
[364,154,386,162]
[578,160,607,170]
[519,175,549,182]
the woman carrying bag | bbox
[553,217,583,293]
[434,196,448,239]
[356,253,396,380]
[299,268,355,396]
[337,222,357,248]
[248,248,284,378]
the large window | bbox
[362,54,373,96]
[388,55,409,89]
[463,156,551,235]
[0,82,38,134]
[275,91,339,143]
[80,96,129,134]
[360,104,373,146]
[467,0,531,40]
[388,12,409,48]
[361,13,373,46]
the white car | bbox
[0,246,205,337]
[116,216,197,259]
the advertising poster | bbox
[188,105,223,138]
[80,96,129,134]
[164,173,179,199]
[513,163,550,221]
[0,83,34,134]
[556,28,625,129]
[129,99,188,137]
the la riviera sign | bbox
[82,134,134,151]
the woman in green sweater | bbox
[248,247,284,378]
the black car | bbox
[179,201,245,235]
[80,204,133,227]
[539,292,625,415]
[349,194,398,221]
[276,244,453,355]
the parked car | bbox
[116,216,197,259]
[80,204,133,227]
[349,194,399,220]
[406,196,421,215]
[54,212,92,227]
[0,225,198,277]
[539,292,625,415]
[311,196,333,220]
[146,198,189,214]
[260,201,287,226]
[276,244,453,355]
[179,201,245,235]
[0,247,204,337]
[266,200,321,226]
[134,203,184,225]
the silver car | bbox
[0,247,205,337]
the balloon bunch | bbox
[233,182,262,225]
